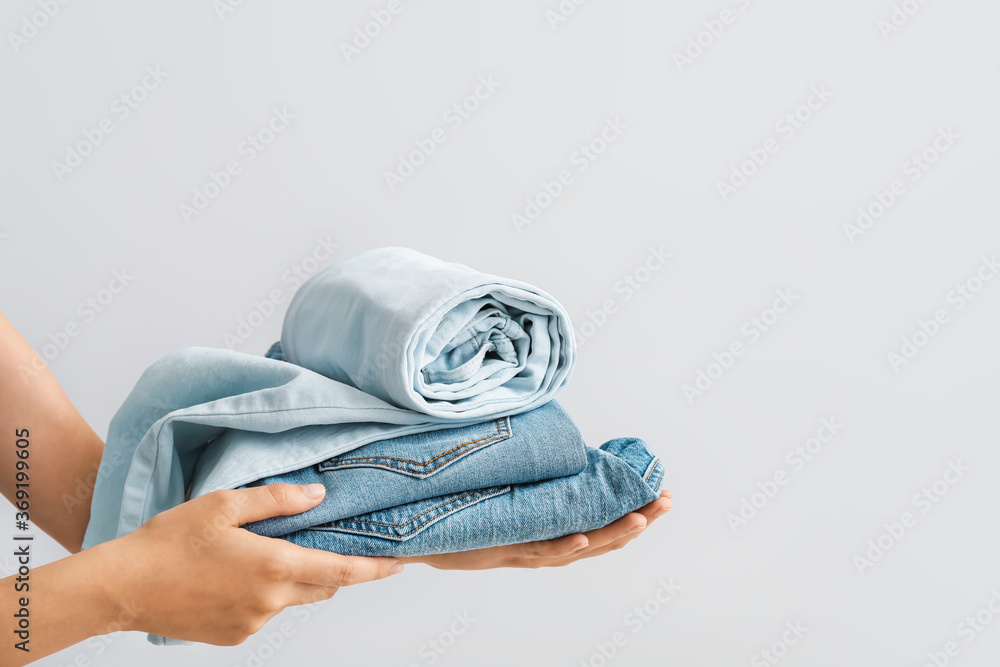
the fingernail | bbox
[628,524,645,534]
[390,562,405,575]
[665,491,673,499]
[303,484,326,499]
[572,540,589,552]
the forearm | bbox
[0,541,124,664]
[0,312,105,553]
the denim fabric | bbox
[281,437,664,557]
[241,400,589,538]
[280,247,574,418]
[80,247,578,647]
[83,247,576,553]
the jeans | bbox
[279,246,576,418]
[277,437,664,557]
[241,400,590,538]
[83,247,577,552]
[80,247,579,646]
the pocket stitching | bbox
[317,417,511,476]
[310,485,512,540]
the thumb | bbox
[215,483,327,527]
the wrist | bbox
[78,539,145,635]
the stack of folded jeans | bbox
[243,345,665,557]
[82,247,664,646]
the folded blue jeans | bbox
[84,247,577,552]
[276,437,664,557]
[81,247,578,646]
[241,400,590,538]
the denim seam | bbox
[309,485,512,539]
[641,457,660,483]
[200,414,540,497]
[123,402,424,538]
[316,417,511,474]
[337,487,497,529]
[648,461,664,490]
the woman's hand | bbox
[397,490,673,570]
[95,483,404,645]
[3,483,404,664]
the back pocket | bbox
[317,417,512,479]
[308,485,512,541]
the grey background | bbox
[2,0,1000,665]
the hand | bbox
[398,490,673,570]
[95,483,404,645]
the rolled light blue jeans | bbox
[241,400,590,538]
[270,437,664,558]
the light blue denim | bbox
[81,247,576,646]
[281,437,664,557]
[279,246,574,418]
[83,247,576,552]
[242,400,589,538]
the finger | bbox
[552,496,673,566]
[282,545,405,587]
[565,534,640,561]
[507,517,646,567]
[513,498,672,566]
[550,526,651,566]
[576,512,647,550]
[207,484,328,527]
[421,547,515,570]
[635,493,673,525]
[514,533,590,560]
